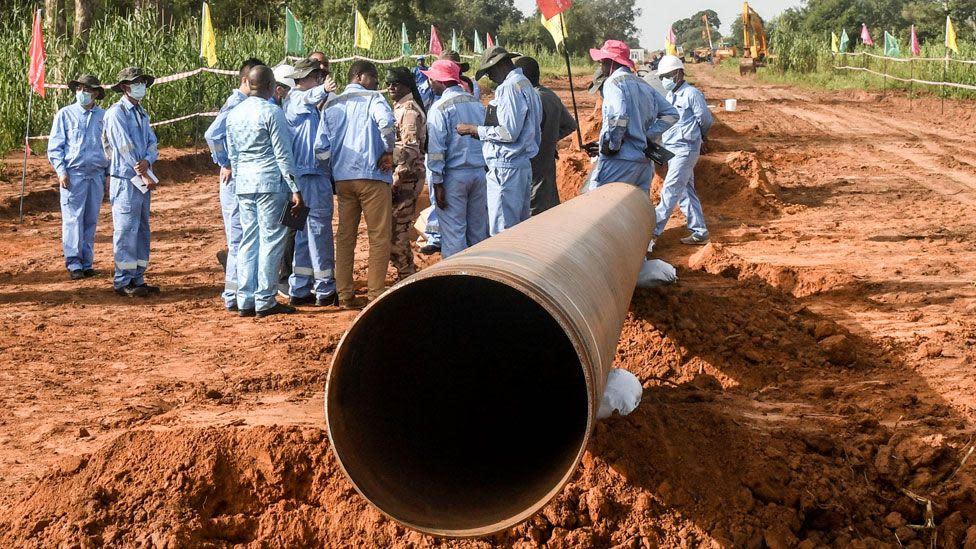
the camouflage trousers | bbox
[390,175,424,279]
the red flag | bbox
[27,9,46,98]
[536,0,572,20]
[486,32,495,48]
[910,24,921,56]
[860,23,874,46]
[429,25,443,56]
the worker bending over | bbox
[653,55,713,247]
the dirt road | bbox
[0,66,974,547]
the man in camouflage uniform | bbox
[385,67,427,280]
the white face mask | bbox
[75,90,94,107]
[661,77,677,91]
[128,82,147,100]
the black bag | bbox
[279,202,310,231]
[644,142,675,166]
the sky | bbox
[513,0,805,49]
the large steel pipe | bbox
[325,183,654,537]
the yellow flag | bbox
[354,10,373,50]
[541,13,565,47]
[200,2,217,67]
[831,32,839,53]
[946,16,959,54]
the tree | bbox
[671,9,721,51]
[74,0,94,52]
[44,0,67,37]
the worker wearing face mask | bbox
[47,74,110,281]
[652,55,713,248]
[103,67,160,298]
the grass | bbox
[0,9,588,156]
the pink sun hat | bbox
[421,60,462,84]
[589,39,635,70]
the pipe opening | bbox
[327,274,589,534]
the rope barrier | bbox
[834,51,976,65]
[27,111,219,140]
[832,65,976,91]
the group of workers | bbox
[45,37,713,317]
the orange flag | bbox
[27,9,46,97]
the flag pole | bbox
[19,87,34,224]
[941,48,947,115]
[559,15,584,149]
[909,57,914,110]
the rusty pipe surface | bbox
[325,183,654,537]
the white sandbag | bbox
[597,368,643,419]
[414,205,435,235]
[636,259,677,288]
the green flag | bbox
[839,28,850,52]
[401,22,412,56]
[884,30,900,56]
[474,30,483,53]
[451,29,458,51]
[285,7,304,55]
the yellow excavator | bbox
[739,1,767,75]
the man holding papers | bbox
[103,67,160,298]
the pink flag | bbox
[429,25,443,56]
[860,23,874,46]
[486,32,495,48]
[910,24,921,56]
[27,9,46,98]
[666,25,677,45]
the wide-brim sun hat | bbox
[273,64,296,88]
[588,66,608,95]
[110,67,156,93]
[656,55,685,76]
[438,51,470,73]
[286,58,321,80]
[475,45,520,80]
[421,60,462,84]
[67,74,105,100]
[589,39,635,70]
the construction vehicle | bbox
[692,14,715,63]
[715,42,737,62]
[740,1,767,75]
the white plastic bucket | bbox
[725,98,737,111]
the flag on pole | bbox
[200,2,218,67]
[945,16,959,54]
[542,12,565,48]
[354,10,373,50]
[840,28,850,52]
[285,7,304,55]
[430,25,443,56]
[474,30,483,54]
[451,29,458,51]
[486,32,495,48]
[831,32,839,53]
[860,23,874,46]
[910,24,921,56]
[536,0,572,20]
[27,8,45,98]
[883,31,900,56]
[401,22,412,56]
[665,25,678,56]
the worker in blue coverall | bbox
[283,58,339,307]
[585,40,677,193]
[423,60,489,258]
[226,65,304,319]
[204,57,265,312]
[103,67,160,298]
[653,55,713,247]
[457,46,542,236]
[412,56,435,110]
[47,74,110,281]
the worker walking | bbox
[226,66,304,318]
[103,67,160,298]
[424,60,488,258]
[283,59,339,306]
[458,46,542,236]
[385,67,427,280]
[653,55,713,246]
[47,74,110,281]
[585,40,677,193]
[514,57,577,215]
[204,57,265,312]
[317,61,397,309]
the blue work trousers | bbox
[237,192,290,312]
[289,174,336,298]
[110,177,151,289]
[655,148,708,239]
[423,180,441,246]
[435,168,489,258]
[220,178,242,307]
[60,175,104,272]
[590,157,655,193]
[486,165,531,236]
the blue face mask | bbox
[661,77,677,91]
[75,90,94,107]
[128,82,147,100]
